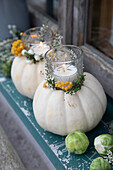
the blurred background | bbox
[1,0,113,60]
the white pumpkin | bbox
[33,72,107,136]
[11,56,45,99]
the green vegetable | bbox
[65,130,89,154]
[94,134,113,155]
[90,157,111,170]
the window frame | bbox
[84,0,113,66]
[58,0,113,98]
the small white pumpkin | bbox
[33,72,107,136]
[11,56,45,99]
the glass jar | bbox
[21,27,53,49]
[45,45,83,82]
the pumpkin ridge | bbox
[36,62,39,86]
[34,83,53,130]
[14,57,27,95]
[77,92,89,131]
[64,92,68,134]
[83,81,105,113]
[36,61,43,85]
[78,85,105,131]
[20,63,30,95]
[45,89,54,131]
[85,73,106,99]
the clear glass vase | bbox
[21,27,53,49]
[45,45,83,83]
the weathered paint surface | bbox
[0,75,113,170]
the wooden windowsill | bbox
[81,45,113,99]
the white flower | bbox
[12,25,16,29]
[3,40,7,43]
[34,54,40,61]
[21,49,27,55]
[8,24,12,29]
[26,59,33,64]
[0,42,4,46]
[9,30,13,34]
[28,49,34,55]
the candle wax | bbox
[31,42,50,56]
[53,64,78,82]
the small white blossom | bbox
[28,49,34,55]
[40,27,43,31]
[70,49,77,59]
[53,34,63,48]
[34,54,40,61]
[12,25,16,29]
[9,30,13,34]
[103,150,113,164]
[0,42,4,46]
[21,49,27,55]
[8,24,12,29]
[3,40,7,43]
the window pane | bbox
[87,0,113,59]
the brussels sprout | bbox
[90,157,111,170]
[94,134,113,155]
[65,130,89,154]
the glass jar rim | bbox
[21,26,53,44]
[45,45,83,64]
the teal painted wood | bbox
[0,75,113,170]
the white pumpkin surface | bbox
[11,56,45,99]
[33,72,107,136]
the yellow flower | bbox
[58,84,61,88]
[65,87,68,91]
[11,39,24,56]
[62,86,65,90]
[20,32,23,36]
[49,50,55,56]
[69,82,73,86]
[67,82,73,89]
[68,84,72,89]
[61,82,65,86]
[57,80,60,84]
[43,82,47,88]
[64,81,69,85]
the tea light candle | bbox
[53,64,78,82]
[32,41,50,57]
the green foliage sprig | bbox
[1,60,13,77]
[8,24,21,39]
[24,52,36,64]
[0,25,22,77]
[39,19,49,41]
[45,65,56,89]
[46,73,56,89]
[70,49,77,60]
[52,34,63,49]
[0,39,14,77]
[66,75,86,95]
[22,49,44,64]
